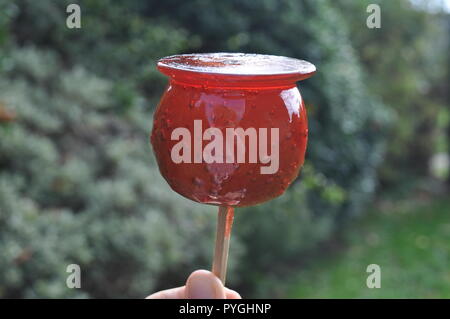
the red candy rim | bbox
[157,53,316,87]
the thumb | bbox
[185,270,226,299]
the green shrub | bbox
[0,47,233,298]
[333,0,449,189]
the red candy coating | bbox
[151,53,315,207]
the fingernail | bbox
[186,270,223,299]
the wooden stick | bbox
[212,206,234,285]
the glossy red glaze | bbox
[151,53,315,207]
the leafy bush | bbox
[0,47,232,298]
[333,0,449,189]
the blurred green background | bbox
[0,0,448,298]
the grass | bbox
[287,198,450,298]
